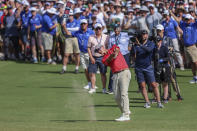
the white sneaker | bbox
[157,102,164,108]
[180,67,185,71]
[95,86,98,89]
[115,115,130,122]
[47,59,52,64]
[51,61,57,65]
[144,102,151,108]
[190,78,197,84]
[102,88,107,94]
[83,85,90,90]
[88,88,96,94]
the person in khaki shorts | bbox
[42,8,58,64]
[178,14,197,83]
[62,18,95,89]
[60,10,81,74]
[99,44,131,122]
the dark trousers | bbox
[4,36,19,58]
[108,53,130,91]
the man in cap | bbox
[153,35,170,103]
[42,8,58,64]
[162,10,184,70]
[60,10,81,74]
[131,6,149,33]
[87,23,109,94]
[20,1,31,59]
[63,19,95,90]
[131,29,164,108]
[28,7,44,63]
[73,8,82,25]
[155,24,183,101]
[146,4,162,38]
[172,13,197,84]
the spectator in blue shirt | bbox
[20,3,31,47]
[41,8,58,64]
[162,10,184,70]
[173,13,197,84]
[28,7,44,63]
[132,30,164,108]
[60,10,81,74]
[74,8,82,25]
[63,18,95,90]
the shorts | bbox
[30,31,42,46]
[64,37,80,54]
[21,28,29,45]
[42,32,53,50]
[80,52,89,69]
[88,56,107,74]
[135,65,155,84]
[184,45,197,63]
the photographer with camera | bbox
[132,30,164,108]
[156,24,183,101]
[153,36,170,103]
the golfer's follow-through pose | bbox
[98,44,131,122]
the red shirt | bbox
[102,45,128,73]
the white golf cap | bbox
[23,0,30,6]
[185,14,192,19]
[140,6,149,12]
[92,6,98,11]
[69,10,74,15]
[156,24,164,30]
[69,0,75,4]
[134,5,141,9]
[80,19,88,24]
[57,1,64,5]
[94,23,102,29]
[163,10,169,15]
[47,8,57,14]
[45,2,50,6]
[74,8,82,14]
[145,0,152,2]
[148,4,154,8]
[30,7,37,11]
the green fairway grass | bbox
[0,61,197,131]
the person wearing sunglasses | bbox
[87,23,109,94]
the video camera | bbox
[128,32,141,44]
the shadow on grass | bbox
[128,91,140,93]
[33,70,84,74]
[84,104,144,108]
[50,120,115,123]
[40,86,73,89]
[176,74,192,78]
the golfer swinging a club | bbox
[97,44,131,121]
